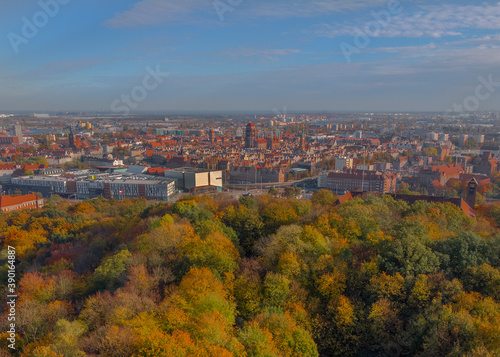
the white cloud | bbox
[104,0,210,28]
[246,0,388,18]
[224,47,302,61]
[104,0,389,28]
[315,3,500,38]
[443,34,500,46]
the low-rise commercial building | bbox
[229,165,284,184]
[6,173,176,201]
[318,170,397,194]
[163,168,223,193]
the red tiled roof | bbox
[147,167,167,175]
[0,194,39,208]
[0,165,16,170]
[460,200,476,218]
[432,180,442,188]
[22,164,43,171]
[337,192,353,205]
[459,174,491,186]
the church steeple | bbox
[466,178,478,209]
[300,124,306,149]
[68,125,75,149]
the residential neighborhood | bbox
[0,111,498,212]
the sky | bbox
[1,0,500,114]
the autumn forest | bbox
[1,190,500,356]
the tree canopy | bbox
[1,193,500,356]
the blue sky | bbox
[1,0,500,113]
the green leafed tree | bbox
[91,249,132,291]
[379,222,440,276]
[311,189,336,206]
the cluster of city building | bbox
[0,111,498,212]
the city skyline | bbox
[1,0,500,113]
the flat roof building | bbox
[6,173,176,201]
[162,167,223,193]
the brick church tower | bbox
[466,178,478,209]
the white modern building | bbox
[163,168,223,193]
